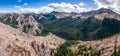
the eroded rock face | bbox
[8,44,31,56]
[0,13,43,35]
[31,41,51,56]
[0,22,65,56]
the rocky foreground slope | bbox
[0,22,65,56]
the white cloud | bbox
[17,2,89,13]
[14,5,21,8]
[19,6,54,13]
[79,3,85,6]
[94,0,120,12]
[48,2,88,13]
[19,8,39,13]
[18,0,22,2]
[23,3,28,6]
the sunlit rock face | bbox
[0,22,65,56]
[0,13,43,35]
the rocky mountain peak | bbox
[95,8,117,14]
[98,8,112,11]
[78,8,120,20]
[94,8,120,20]
[0,13,43,35]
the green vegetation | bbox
[52,40,104,56]
[77,45,103,56]
[111,35,119,56]
[3,18,11,24]
[10,21,18,28]
[40,17,120,40]
[35,28,49,36]
[27,24,33,28]
[111,48,120,56]
[53,40,79,56]
[0,14,120,40]
[23,25,27,33]
[2,18,18,28]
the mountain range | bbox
[0,8,120,56]
[0,8,120,40]
[39,8,120,40]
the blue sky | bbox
[0,0,96,12]
[0,0,94,7]
[0,0,119,13]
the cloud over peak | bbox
[48,2,88,13]
[17,2,89,13]
[94,0,120,12]
[19,6,54,13]
[15,0,120,14]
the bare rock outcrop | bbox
[0,22,65,56]
[0,13,43,35]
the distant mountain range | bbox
[0,8,120,40]
[46,8,120,20]
[39,8,120,40]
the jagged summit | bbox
[0,13,43,35]
[94,8,118,15]
[45,8,120,19]
[94,8,120,20]
[97,8,113,12]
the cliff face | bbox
[0,13,43,35]
[0,22,65,56]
